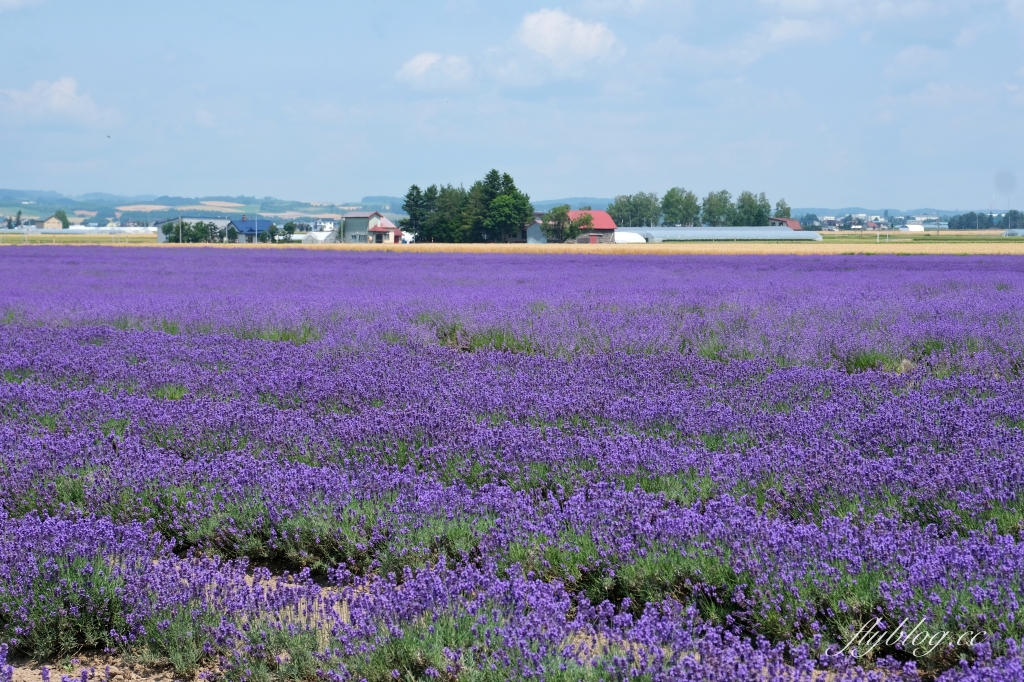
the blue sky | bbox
[1,0,1022,210]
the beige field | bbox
[260,211,343,220]
[115,204,172,212]
[0,232,158,245]
[200,200,245,207]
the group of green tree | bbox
[160,220,309,244]
[948,210,1024,230]
[400,170,534,243]
[161,221,235,243]
[606,189,790,227]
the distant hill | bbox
[0,189,406,223]
[361,196,404,212]
[533,197,613,212]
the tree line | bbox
[401,170,534,243]
[160,221,303,243]
[948,211,1023,230]
[607,189,790,227]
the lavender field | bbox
[3,247,1024,682]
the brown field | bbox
[200,200,245,207]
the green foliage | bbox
[151,384,188,400]
[773,198,791,219]
[660,187,701,226]
[53,209,70,229]
[733,191,772,226]
[540,204,593,243]
[484,192,534,243]
[801,213,821,229]
[1000,210,1024,230]
[142,603,220,676]
[161,221,223,243]
[700,190,734,226]
[607,192,661,227]
[2,555,133,660]
[235,323,322,345]
[400,170,533,243]
[948,212,995,230]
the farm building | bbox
[38,216,64,230]
[342,212,403,243]
[570,210,617,244]
[768,217,802,230]
[518,209,619,244]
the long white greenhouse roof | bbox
[637,226,822,242]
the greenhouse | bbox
[638,225,823,242]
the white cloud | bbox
[397,52,472,89]
[765,18,822,43]
[195,108,215,127]
[0,0,41,10]
[884,45,948,79]
[0,77,114,124]
[954,25,984,46]
[659,18,831,73]
[516,9,618,69]
[757,0,935,21]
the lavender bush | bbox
[2,247,1024,680]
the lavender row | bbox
[3,248,1024,368]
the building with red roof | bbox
[368,215,403,244]
[768,217,803,231]
[568,210,618,244]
